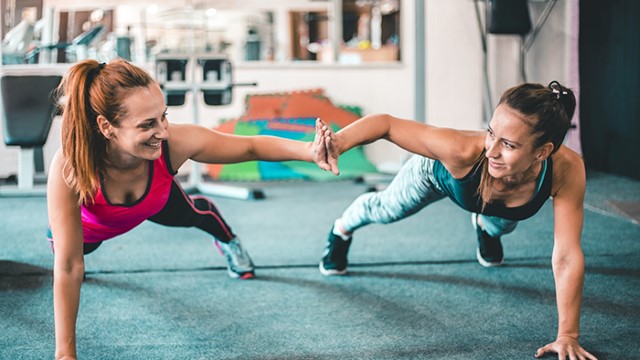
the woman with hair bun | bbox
[318,81,597,359]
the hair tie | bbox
[88,62,106,86]
[86,62,106,99]
[95,62,106,74]
[548,80,568,99]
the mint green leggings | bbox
[340,155,518,237]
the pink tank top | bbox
[80,144,175,243]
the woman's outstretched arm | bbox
[167,119,339,175]
[320,114,485,175]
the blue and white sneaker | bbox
[215,237,255,279]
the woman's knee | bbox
[362,194,413,224]
[478,214,518,237]
[83,241,103,255]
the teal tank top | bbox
[432,155,552,221]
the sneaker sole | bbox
[319,262,347,276]
[476,248,504,267]
[227,269,255,280]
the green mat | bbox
[209,118,377,181]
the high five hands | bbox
[313,118,340,175]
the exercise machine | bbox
[155,54,262,200]
[0,67,63,196]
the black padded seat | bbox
[1,74,62,196]
[1,75,61,147]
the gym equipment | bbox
[474,0,558,123]
[0,70,62,196]
[199,57,234,106]
[156,56,189,106]
[155,54,261,200]
[1,19,36,64]
[486,0,531,35]
[26,25,105,64]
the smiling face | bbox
[484,104,551,181]
[98,84,169,164]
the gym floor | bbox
[1,171,639,359]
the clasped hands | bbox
[313,118,340,175]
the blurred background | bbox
[1,0,638,185]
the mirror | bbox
[2,0,401,66]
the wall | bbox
[425,0,483,130]
[425,0,579,157]
[1,0,416,177]
[0,0,575,179]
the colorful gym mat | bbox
[207,89,376,181]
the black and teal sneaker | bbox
[319,227,352,276]
[472,213,504,267]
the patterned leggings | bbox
[340,155,518,237]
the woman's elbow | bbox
[358,113,393,124]
[54,257,85,281]
[552,247,584,273]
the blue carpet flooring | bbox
[1,172,639,359]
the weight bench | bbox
[0,74,62,196]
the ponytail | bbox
[57,60,106,205]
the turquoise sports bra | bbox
[432,155,552,221]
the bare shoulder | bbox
[50,147,64,168]
[456,130,486,162]
[166,122,225,169]
[48,147,67,180]
[47,147,79,204]
[167,122,195,139]
[166,123,196,168]
[167,122,220,141]
[440,131,486,177]
[551,145,586,197]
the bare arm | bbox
[166,120,337,174]
[326,114,485,172]
[47,149,85,360]
[536,149,597,359]
[552,164,585,340]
